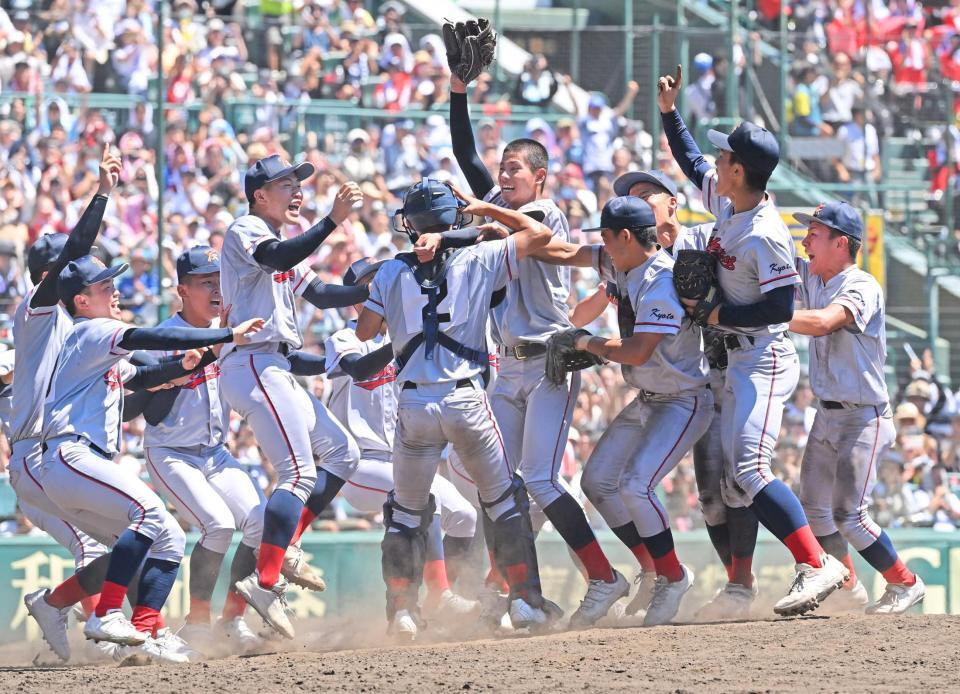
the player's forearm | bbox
[124,360,193,391]
[717,286,794,328]
[660,109,711,189]
[301,278,368,310]
[569,287,609,328]
[122,388,152,422]
[450,91,495,198]
[338,343,394,381]
[287,350,327,376]
[789,306,852,336]
[527,238,593,267]
[252,216,338,272]
[578,334,657,367]
[143,386,180,426]
[438,226,481,251]
[118,326,233,352]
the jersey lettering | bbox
[706,236,737,271]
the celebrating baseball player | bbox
[529,196,713,626]
[613,169,760,619]
[355,179,560,639]
[790,202,925,614]
[658,64,848,616]
[427,18,626,623]
[218,154,366,639]
[30,252,264,664]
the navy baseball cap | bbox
[794,201,864,241]
[176,245,221,282]
[27,233,68,280]
[244,154,316,204]
[58,255,128,305]
[707,122,780,177]
[613,170,678,198]
[583,196,656,232]
[343,257,387,287]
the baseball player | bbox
[29,253,264,664]
[219,154,366,639]
[324,259,480,620]
[613,169,760,619]
[790,201,925,614]
[529,196,713,626]
[355,179,559,640]
[658,64,847,615]
[430,70,625,620]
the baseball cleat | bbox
[117,632,192,665]
[235,572,295,639]
[83,638,125,663]
[388,609,419,642]
[176,622,219,658]
[569,569,631,629]
[866,576,926,615]
[773,553,849,617]
[281,542,326,592]
[477,584,510,629]
[429,589,482,619]
[644,565,694,627]
[508,597,563,630]
[83,610,150,646]
[24,589,70,662]
[695,576,758,622]
[625,571,658,618]
[219,616,266,654]
[822,578,869,614]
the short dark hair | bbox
[63,290,83,317]
[627,225,658,249]
[503,138,549,176]
[828,228,861,261]
[729,152,771,193]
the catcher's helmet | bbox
[393,178,469,242]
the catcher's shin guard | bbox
[481,476,545,608]
[381,492,436,620]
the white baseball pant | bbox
[39,438,186,562]
[799,404,896,552]
[221,350,360,503]
[8,438,108,568]
[145,443,266,554]
[580,386,713,536]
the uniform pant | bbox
[580,387,713,536]
[342,453,476,539]
[490,353,580,509]
[721,335,800,501]
[145,443,266,554]
[799,405,895,552]
[221,351,360,502]
[9,438,107,568]
[40,438,185,562]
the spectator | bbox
[513,53,559,109]
[684,52,717,131]
[833,104,881,202]
[571,79,640,191]
[820,52,863,130]
[789,63,833,137]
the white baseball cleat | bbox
[116,631,192,665]
[24,589,70,662]
[773,554,849,617]
[508,597,563,630]
[388,609,419,642]
[569,569,631,629]
[644,565,694,627]
[83,638,125,663]
[430,589,482,619]
[281,542,326,592]
[217,616,266,654]
[625,571,658,618]
[866,576,926,615]
[235,572,295,639]
[83,610,150,646]
[822,578,869,614]
[176,622,220,658]
[695,576,759,621]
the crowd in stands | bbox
[1,0,960,539]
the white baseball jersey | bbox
[795,259,887,405]
[697,171,801,336]
[220,214,318,356]
[593,246,709,393]
[483,189,573,346]
[365,237,519,384]
[143,313,227,449]
[324,326,397,457]
[10,289,73,444]
[42,318,136,456]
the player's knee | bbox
[833,507,871,542]
[280,461,316,502]
[150,512,187,561]
[239,506,265,547]
[202,522,236,554]
[443,504,477,539]
[698,488,727,526]
[523,478,562,508]
[580,465,619,506]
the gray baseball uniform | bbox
[795,260,893,551]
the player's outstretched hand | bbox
[331,182,363,224]
[448,183,485,216]
[476,223,508,241]
[414,233,442,262]
[180,348,204,372]
[657,64,683,114]
[97,145,122,196]
[233,317,266,345]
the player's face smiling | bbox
[259,174,303,227]
[498,152,540,208]
[78,278,121,320]
[802,221,842,277]
[628,182,673,227]
[181,272,221,325]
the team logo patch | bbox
[103,366,123,390]
[273,270,295,284]
[182,363,222,390]
[206,249,220,263]
[354,365,397,391]
[706,237,737,271]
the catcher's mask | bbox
[392,178,471,243]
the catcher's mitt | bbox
[545,329,603,386]
[702,326,728,371]
[673,249,723,327]
[442,17,497,85]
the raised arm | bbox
[657,65,712,189]
[449,76,495,198]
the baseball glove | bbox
[702,326,728,371]
[442,17,497,85]
[545,328,603,386]
[673,249,724,327]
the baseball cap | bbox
[613,170,678,198]
[343,257,386,287]
[693,52,714,74]
[588,93,606,110]
[58,255,128,306]
[176,245,221,282]
[707,122,780,177]
[27,233,68,280]
[244,154,316,204]
[793,201,864,241]
[583,196,656,233]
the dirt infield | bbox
[1,613,954,693]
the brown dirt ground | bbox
[0,613,953,693]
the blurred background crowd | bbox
[2,0,960,539]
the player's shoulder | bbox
[841,266,881,291]
[226,214,270,237]
[518,198,569,233]
[155,313,187,330]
